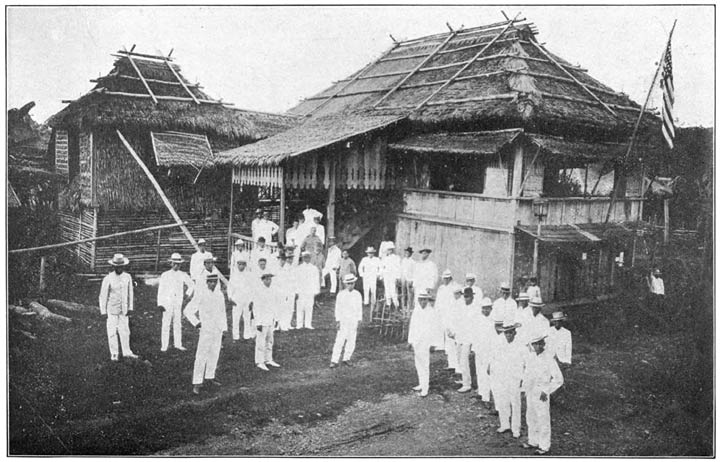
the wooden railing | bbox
[230,233,280,255]
[516,197,644,225]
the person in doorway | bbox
[252,272,282,371]
[522,333,564,455]
[295,251,320,329]
[157,253,194,352]
[527,276,542,301]
[436,270,460,371]
[322,236,342,293]
[99,253,138,361]
[491,320,526,439]
[228,257,255,340]
[184,273,227,395]
[358,246,381,307]
[330,274,363,368]
[380,242,401,309]
[407,291,442,397]
[547,312,572,367]
[250,208,263,242]
[189,238,211,281]
[338,249,357,291]
[411,248,438,303]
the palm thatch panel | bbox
[151,131,213,167]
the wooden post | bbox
[663,198,670,245]
[116,130,229,285]
[327,157,337,239]
[154,228,162,272]
[511,143,524,197]
[279,166,286,244]
[532,220,541,276]
[227,174,235,264]
[39,256,47,293]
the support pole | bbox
[327,157,337,239]
[532,220,541,276]
[663,198,670,245]
[279,166,286,244]
[227,174,235,264]
[39,256,47,293]
[154,228,162,272]
[116,130,229,285]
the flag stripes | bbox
[660,39,675,148]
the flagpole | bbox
[604,19,677,224]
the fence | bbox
[368,279,415,341]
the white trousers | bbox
[296,294,315,328]
[527,390,552,450]
[106,314,133,357]
[192,328,222,385]
[473,350,491,400]
[322,267,338,292]
[232,299,254,340]
[412,342,431,393]
[331,322,358,363]
[444,333,459,369]
[383,278,399,307]
[161,303,183,350]
[362,277,377,305]
[254,325,275,364]
[458,343,472,388]
[495,378,522,436]
[277,296,295,330]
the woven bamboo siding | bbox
[58,209,96,267]
[78,131,93,204]
[93,210,232,274]
[55,130,69,177]
[395,216,513,294]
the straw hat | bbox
[168,253,184,264]
[343,274,358,284]
[528,332,548,344]
[260,272,275,279]
[441,269,453,278]
[417,291,434,301]
[517,292,530,301]
[550,311,567,322]
[197,238,207,245]
[108,253,129,266]
[206,273,219,281]
[203,253,216,262]
[481,297,493,307]
[499,281,511,291]
[235,239,244,246]
[365,246,376,254]
[419,248,432,254]
[465,272,477,280]
[529,297,545,308]
[500,320,521,332]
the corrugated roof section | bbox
[151,131,213,167]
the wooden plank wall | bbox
[403,189,516,230]
[395,216,513,297]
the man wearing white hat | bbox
[295,251,320,329]
[275,251,298,331]
[230,239,251,278]
[522,333,564,455]
[408,291,442,397]
[411,248,438,304]
[358,247,381,307]
[470,297,496,406]
[301,227,324,275]
[464,273,484,299]
[256,210,279,244]
[492,282,518,324]
[99,253,138,361]
[250,208,263,242]
[321,237,342,293]
[251,237,274,273]
[490,320,526,438]
[453,287,480,393]
[515,292,532,343]
[184,273,227,394]
[190,239,211,281]
[546,312,572,366]
[400,247,416,304]
[157,253,194,352]
[380,243,402,309]
[436,270,461,371]
[525,298,550,342]
[228,256,255,340]
[330,274,363,368]
[252,272,282,371]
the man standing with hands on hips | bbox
[157,253,193,352]
[330,274,363,368]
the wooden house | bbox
[47,48,296,273]
[218,19,663,304]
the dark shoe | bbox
[207,379,222,387]
[329,362,339,369]
[522,443,539,449]
[342,360,353,367]
[535,449,549,455]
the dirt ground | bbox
[8,271,713,456]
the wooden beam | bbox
[92,74,203,89]
[100,90,223,105]
[413,13,521,111]
[377,93,518,110]
[378,36,519,62]
[527,38,617,118]
[518,146,541,195]
[124,51,158,104]
[8,222,186,255]
[373,27,462,108]
[164,58,200,104]
[538,92,641,112]
[305,43,399,116]
[116,130,229,285]
[115,49,174,62]
[513,70,625,97]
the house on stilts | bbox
[47,47,297,273]
[218,18,664,305]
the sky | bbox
[6,5,715,127]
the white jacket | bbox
[99,272,133,315]
[335,289,363,325]
[295,263,320,296]
[412,260,438,294]
[184,284,227,332]
[359,256,381,280]
[157,269,193,308]
[252,283,281,326]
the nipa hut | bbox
[47,47,297,273]
[218,18,665,306]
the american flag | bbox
[660,39,675,149]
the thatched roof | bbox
[151,131,212,167]
[47,49,297,142]
[221,18,660,167]
[218,113,405,166]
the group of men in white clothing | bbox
[406,263,572,455]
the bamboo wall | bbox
[58,209,96,268]
[78,131,93,204]
[55,130,69,178]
